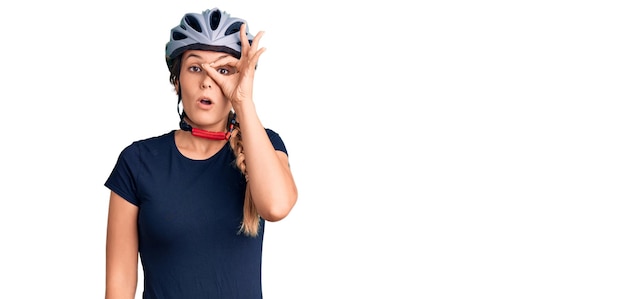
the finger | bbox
[250,30,264,52]
[242,30,265,70]
[201,63,228,86]
[245,47,265,72]
[240,23,250,57]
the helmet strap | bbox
[177,92,237,141]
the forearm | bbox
[105,242,138,299]
[105,192,139,299]
[236,102,297,221]
[105,272,137,299]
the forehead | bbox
[182,50,234,62]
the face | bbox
[177,50,237,131]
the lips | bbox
[195,97,215,111]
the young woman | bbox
[104,7,298,298]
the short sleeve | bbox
[266,128,288,156]
[104,143,140,206]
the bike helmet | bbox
[165,7,254,69]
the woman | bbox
[104,7,298,298]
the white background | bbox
[1,0,625,298]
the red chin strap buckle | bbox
[191,128,231,140]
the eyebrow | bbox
[185,53,231,64]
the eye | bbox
[189,65,202,72]
[216,65,237,76]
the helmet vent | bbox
[184,14,203,33]
[225,22,243,36]
[209,10,222,30]
[172,32,188,41]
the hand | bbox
[202,23,266,110]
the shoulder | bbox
[263,128,288,156]
[264,128,280,138]
[119,131,175,158]
[134,130,175,145]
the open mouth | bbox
[200,99,213,105]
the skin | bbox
[105,24,298,299]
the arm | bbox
[105,191,139,299]
[238,104,298,222]
[203,24,297,222]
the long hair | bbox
[227,111,260,237]
[169,57,260,237]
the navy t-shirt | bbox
[105,129,287,299]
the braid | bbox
[228,111,260,237]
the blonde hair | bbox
[227,111,260,237]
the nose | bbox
[201,74,213,89]
[200,63,215,89]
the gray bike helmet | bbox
[165,7,254,69]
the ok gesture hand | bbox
[202,23,266,112]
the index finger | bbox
[239,23,264,56]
